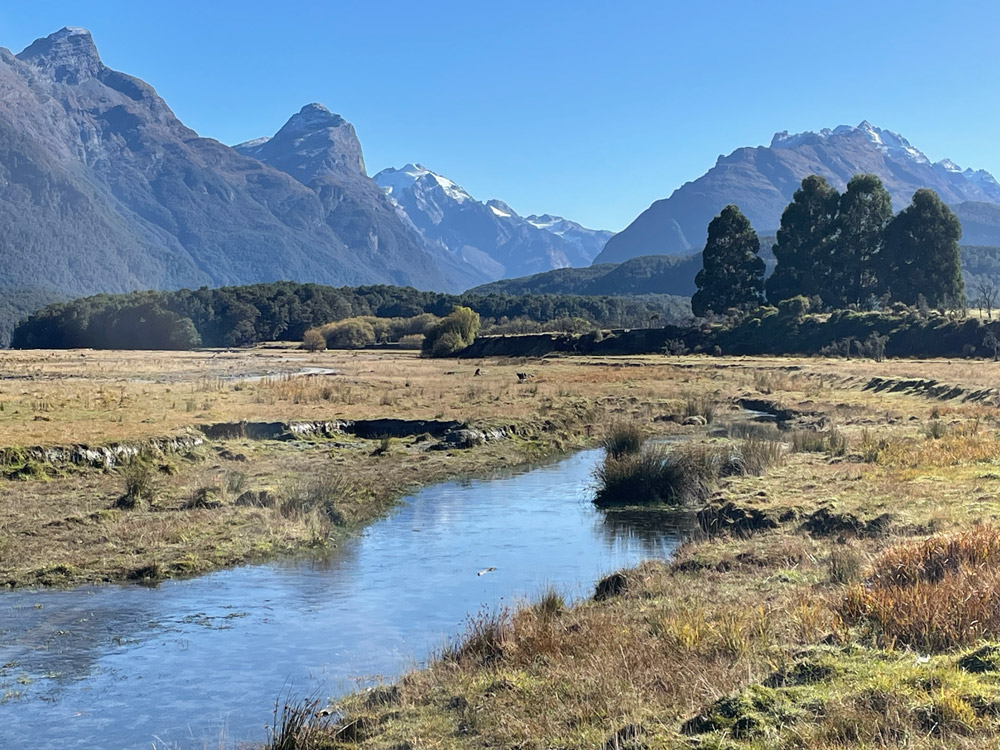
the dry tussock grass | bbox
[841,525,1000,651]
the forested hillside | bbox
[11,283,691,350]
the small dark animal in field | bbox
[477,567,496,576]
[516,372,532,382]
[474,368,481,376]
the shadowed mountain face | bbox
[0,27,451,307]
[597,122,1000,264]
[373,164,613,283]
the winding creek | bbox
[0,448,692,749]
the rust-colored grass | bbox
[841,526,1000,651]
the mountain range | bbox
[0,27,611,341]
[5,27,1000,343]
[0,28,452,303]
[372,164,612,281]
[598,122,1000,264]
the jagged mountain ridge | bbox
[0,27,450,309]
[597,121,1000,264]
[373,163,613,282]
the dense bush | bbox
[422,306,481,357]
[322,318,376,349]
[12,282,690,350]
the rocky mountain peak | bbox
[596,121,1000,265]
[17,27,102,84]
[235,103,366,180]
[280,102,347,134]
[770,121,931,165]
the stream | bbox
[0,448,692,749]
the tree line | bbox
[10,282,688,350]
[692,174,965,317]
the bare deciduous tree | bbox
[975,280,999,320]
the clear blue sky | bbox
[2,1,998,231]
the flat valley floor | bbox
[6,348,1000,747]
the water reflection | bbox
[600,507,700,557]
[0,448,687,749]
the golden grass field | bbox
[9,346,1000,747]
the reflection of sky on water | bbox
[0,448,686,749]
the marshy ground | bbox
[281,351,1000,750]
[8,347,1000,747]
[0,346,704,587]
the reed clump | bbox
[594,433,783,507]
[601,420,643,459]
[791,428,848,457]
[115,460,156,509]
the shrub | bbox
[396,333,424,349]
[301,328,326,352]
[601,421,644,459]
[777,295,811,317]
[323,318,376,349]
[422,306,481,357]
[117,461,155,509]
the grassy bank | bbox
[2,347,732,588]
[275,354,1000,749]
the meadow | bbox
[250,349,1000,750]
[9,346,1000,747]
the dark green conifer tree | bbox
[828,174,893,307]
[766,175,840,305]
[691,205,764,318]
[881,188,964,308]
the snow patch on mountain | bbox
[376,164,472,204]
[771,120,931,165]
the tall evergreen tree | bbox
[881,188,964,307]
[692,205,764,317]
[766,175,840,304]
[829,174,893,307]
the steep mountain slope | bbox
[373,163,613,282]
[231,104,454,288]
[0,27,450,310]
[951,202,1000,246]
[472,254,705,298]
[597,122,1000,264]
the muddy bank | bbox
[0,434,205,472]
[197,418,510,448]
[863,376,999,405]
[0,418,513,476]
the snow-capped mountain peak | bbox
[771,121,930,165]
[486,199,518,218]
[373,163,613,280]
[375,164,472,204]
